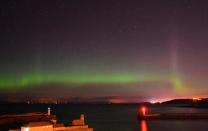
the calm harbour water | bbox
[1,104,208,131]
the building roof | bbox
[23,122,52,127]
[53,123,64,127]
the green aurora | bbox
[0,72,183,93]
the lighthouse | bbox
[48,107,51,116]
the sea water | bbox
[1,104,208,131]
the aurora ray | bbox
[170,33,184,93]
[1,0,208,101]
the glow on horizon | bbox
[192,97,202,101]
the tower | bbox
[48,107,51,115]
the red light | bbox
[142,107,146,112]
[140,106,147,116]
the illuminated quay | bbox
[1,108,93,131]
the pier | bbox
[0,112,55,125]
[0,108,93,131]
[137,106,208,120]
[138,113,208,120]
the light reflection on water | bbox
[2,104,208,131]
[139,119,208,131]
[138,106,208,131]
[140,120,148,131]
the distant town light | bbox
[150,100,157,104]
[192,97,202,101]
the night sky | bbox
[1,0,208,102]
